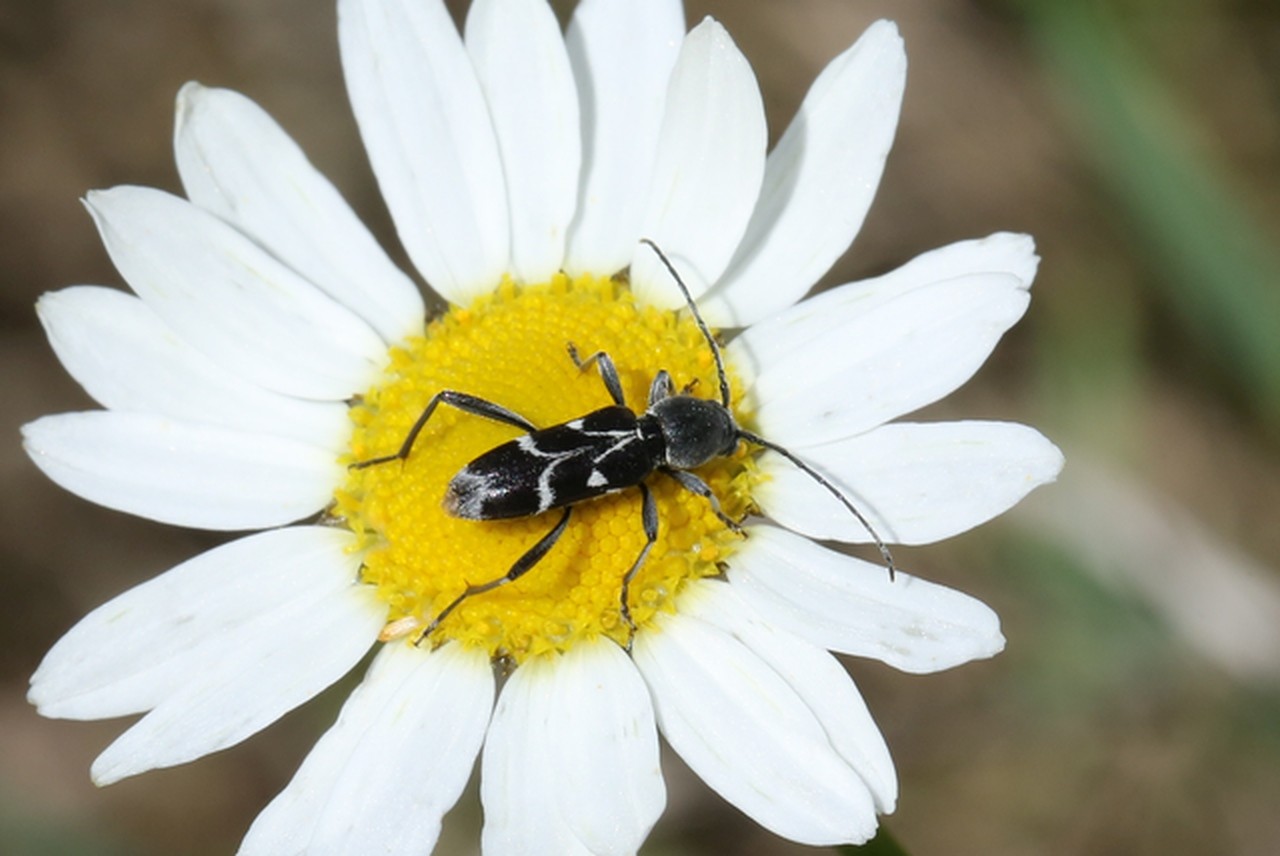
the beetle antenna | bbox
[739,429,898,581]
[639,238,731,409]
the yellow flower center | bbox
[333,273,758,663]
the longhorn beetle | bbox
[353,239,897,647]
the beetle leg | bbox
[662,468,745,535]
[414,506,574,645]
[619,481,659,652]
[567,343,627,407]
[647,370,674,406]
[350,390,538,469]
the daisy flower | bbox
[23,0,1063,853]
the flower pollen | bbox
[335,274,757,662]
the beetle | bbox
[353,239,896,646]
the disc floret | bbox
[335,274,756,662]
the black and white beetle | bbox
[353,239,896,646]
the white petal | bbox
[31,527,364,719]
[482,641,663,856]
[552,641,664,856]
[699,21,907,327]
[732,271,1030,446]
[633,582,879,846]
[728,524,1005,673]
[86,187,386,400]
[22,412,341,530]
[563,0,684,276]
[174,83,425,344]
[481,657,592,856]
[756,420,1064,545]
[465,0,579,284]
[90,574,383,784]
[736,232,1038,370]
[684,582,896,813]
[36,286,350,451]
[339,0,508,303]
[630,18,767,308]
[241,642,493,856]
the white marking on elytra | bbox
[591,432,637,467]
[536,462,558,512]
[448,468,490,518]
[517,435,554,457]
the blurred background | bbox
[2,0,1278,853]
